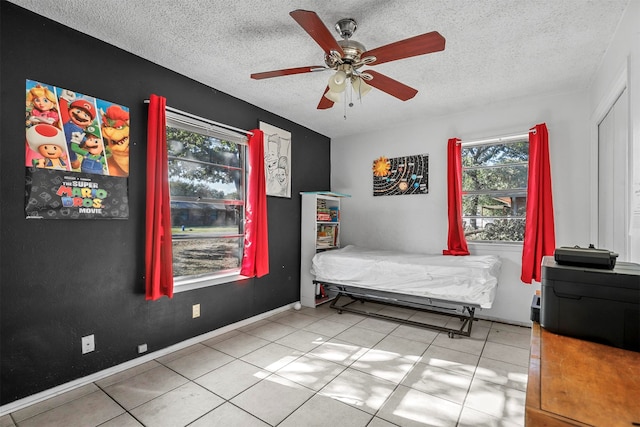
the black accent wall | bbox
[0,1,330,405]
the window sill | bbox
[467,241,523,253]
[174,271,248,293]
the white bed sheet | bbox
[311,245,501,309]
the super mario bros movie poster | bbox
[24,79,129,219]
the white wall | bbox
[589,0,640,262]
[331,90,591,326]
[330,2,638,325]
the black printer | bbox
[540,256,640,352]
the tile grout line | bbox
[456,329,491,427]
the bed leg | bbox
[465,307,476,337]
[329,295,340,313]
[330,293,358,314]
[446,307,476,338]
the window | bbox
[461,139,528,242]
[166,112,247,286]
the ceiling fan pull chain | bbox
[344,78,355,120]
[343,95,347,120]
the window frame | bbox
[165,110,249,292]
[461,137,529,244]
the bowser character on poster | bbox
[100,105,130,177]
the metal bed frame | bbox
[315,280,479,338]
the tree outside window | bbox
[166,122,246,279]
[462,141,528,242]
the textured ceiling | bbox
[8,0,629,139]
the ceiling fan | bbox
[250,9,446,110]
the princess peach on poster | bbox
[25,82,63,167]
[26,84,60,128]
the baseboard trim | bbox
[0,303,295,417]
[476,313,532,328]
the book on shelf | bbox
[317,224,338,248]
[329,206,339,222]
[316,243,335,249]
[317,199,337,221]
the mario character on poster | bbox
[24,79,129,219]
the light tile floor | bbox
[1,303,531,427]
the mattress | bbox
[311,245,502,309]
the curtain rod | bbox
[143,100,253,136]
[459,129,534,147]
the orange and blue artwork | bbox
[372,154,429,196]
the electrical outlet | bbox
[81,335,95,354]
[192,304,200,318]
[138,343,148,354]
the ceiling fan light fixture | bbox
[328,70,347,92]
[324,89,341,103]
[333,70,347,84]
[352,77,372,97]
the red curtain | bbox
[521,123,555,283]
[240,129,269,278]
[443,138,470,256]
[145,94,174,300]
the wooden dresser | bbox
[526,322,640,426]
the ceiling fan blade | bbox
[290,10,344,56]
[364,70,418,101]
[317,86,334,109]
[363,31,445,66]
[251,66,326,80]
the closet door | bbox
[598,87,629,260]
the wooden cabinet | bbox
[526,322,640,426]
[300,192,347,308]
